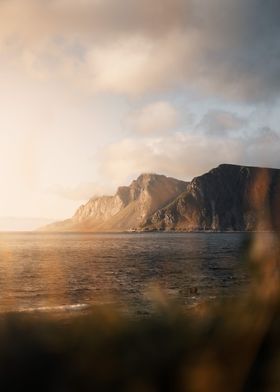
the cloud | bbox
[125,101,179,134]
[0,0,279,101]
[99,134,245,184]
[0,0,188,44]
[251,126,280,145]
[245,127,280,168]
[197,110,248,135]
[98,124,280,185]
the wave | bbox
[17,303,90,313]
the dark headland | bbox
[41,164,280,232]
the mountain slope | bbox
[42,174,188,232]
[143,164,280,231]
[42,164,280,232]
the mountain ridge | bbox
[144,164,280,231]
[41,165,280,232]
[41,173,188,232]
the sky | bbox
[0,0,280,227]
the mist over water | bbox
[0,232,249,315]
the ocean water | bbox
[0,232,250,315]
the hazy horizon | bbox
[0,216,55,231]
[1,0,280,229]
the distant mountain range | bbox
[41,164,280,232]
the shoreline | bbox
[0,229,275,235]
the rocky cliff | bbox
[42,164,280,232]
[42,174,188,231]
[143,164,280,231]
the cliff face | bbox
[144,164,280,231]
[43,174,188,232]
[42,164,280,232]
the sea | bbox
[0,232,250,316]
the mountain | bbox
[144,164,280,231]
[42,174,188,232]
[42,164,280,232]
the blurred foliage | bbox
[0,233,280,391]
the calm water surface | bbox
[0,232,250,315]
